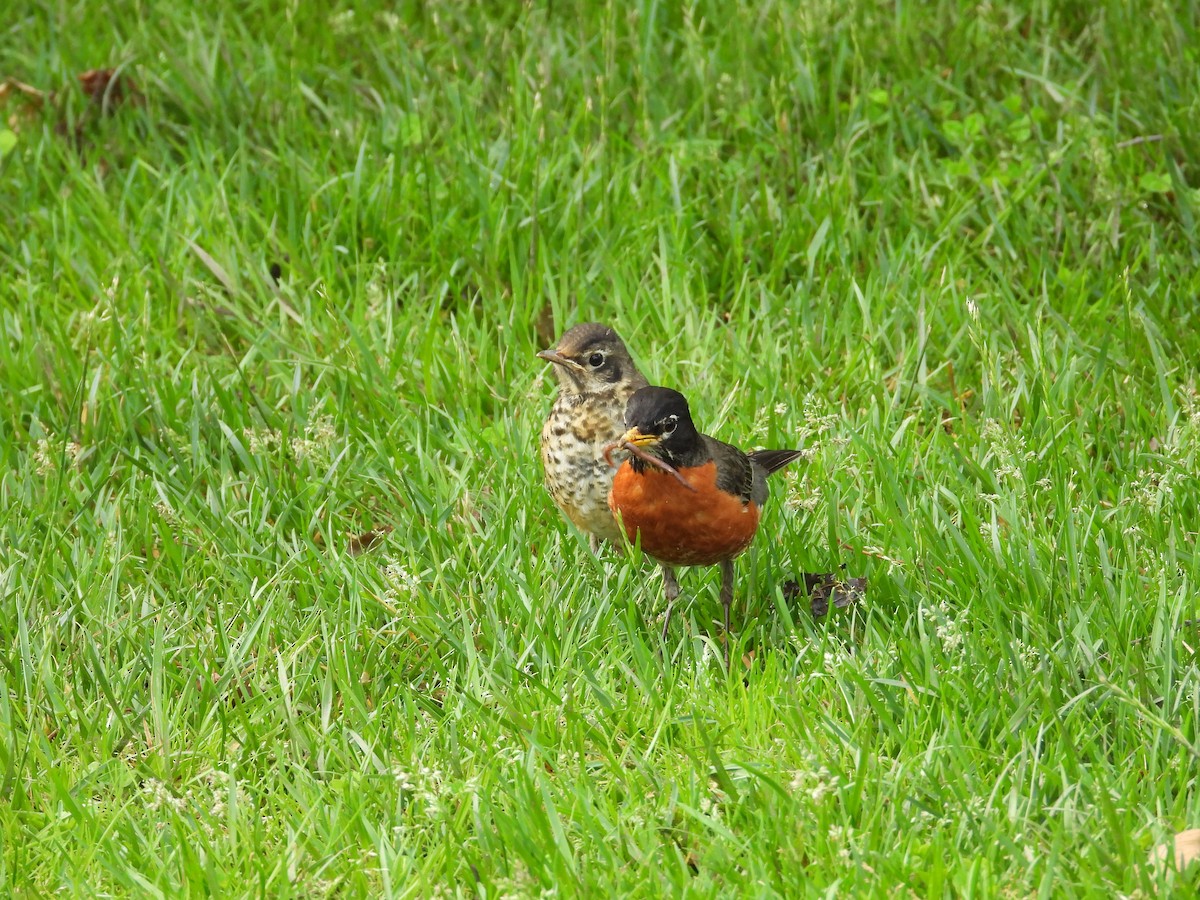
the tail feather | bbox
[749,448,804,477]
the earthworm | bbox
[602,440,697,492]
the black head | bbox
[621,386,702,465]
[537,323,647,395]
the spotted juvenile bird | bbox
[538,323,649,548]
[607,386,803,659]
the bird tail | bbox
[749,449,805,477]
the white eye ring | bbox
[661,414,678,437]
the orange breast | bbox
[608,460,761,567]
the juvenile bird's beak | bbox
[536,349,585,371]
[620,427,659,448]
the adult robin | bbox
[606,385,803,660]
[538,323,649,549]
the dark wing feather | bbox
[703,436,756,504]
[747,448,803,506]
[696,439,804,506]
[748,449,804,476]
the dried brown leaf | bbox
[0,78,47,103]
[78,68,140,109]
[347,526,393,556]
[783,572,867,618]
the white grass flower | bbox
[932,602,965,655]
[329,9,355,33]
[785,493,821,513]
[290,416,337,460]
[788,765,841,804]
[34,439,55,475]
[142,778,188,814]
[801,396,841,432]
[810,778,836,803]
[247,428,281,454]
[33,438,82,475]
[936,621,964,653]
[73,301,113,344]
[1011,639,1039,670]
[365,261,391,320]
[154,500,178,525]
[383,562,419,599]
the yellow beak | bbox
[620,427,659,448]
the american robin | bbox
[606,385,803,659]
[538,323,649,549]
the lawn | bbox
[1,0,1198,895]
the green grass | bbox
[2,0,1199,895]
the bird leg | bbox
[720,559,735,666]
[660,565,681,642]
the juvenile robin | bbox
[538,323,649,549]
[606,385,803,660]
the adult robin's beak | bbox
[536,349,585,371]
[620,427,660,448]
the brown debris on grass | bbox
[783,571,867,618]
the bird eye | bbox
[588,351,605,368]
[661,414,678,437]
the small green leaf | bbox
[944,157,973,179]
[1006,115,1031,143]
[383,110,425,149]
[480,423,501,448]
[1138,171,1172,194]
[0,129,17,157]
[400,113,423,147]
[868,89,890,107]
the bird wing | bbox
[748,449,804,476]
[747,449,804,506]
[704,436,757,505]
